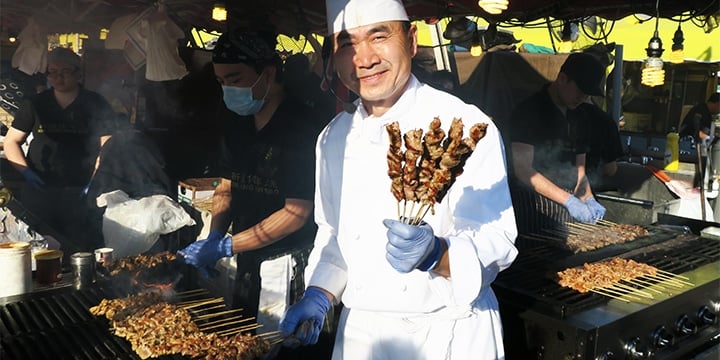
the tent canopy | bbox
[0,0,717,39]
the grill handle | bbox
[595,193,654,208]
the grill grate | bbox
[0,285,188,360]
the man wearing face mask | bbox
[178,28,323,348]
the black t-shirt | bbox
[12,88,115,186]
[509,84,590,189]
[579,103,624,176]
[217,98,321,258]
[679,102,712,139]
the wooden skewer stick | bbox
[193,308,245,321]
[623,278,665,292]
[258,330,282,338]
[200,317,256,331]
[622,279,662,294]
[198,315,244,328]
[597,219,617,226]
[593,285,641,300]
[650,272,694,286]
[174,289,210,298]
[188,304,226,314]
[180,297,225,309]
[591,289,630,302]
[567,222,597,232]
[413,203,426,225]
[656,269,691,280]
[609,284,653,298]
[596,286,644,301]
[641,275,688,288]
[217,323,263,337]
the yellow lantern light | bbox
[212,3,227,22]
[477,0,509,15]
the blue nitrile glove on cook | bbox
[585,197,606,220]
[563,195,595,223]
[383,219,442,273]
[21,168,45,190]
[279,287,332,347]
[178,229,232,277]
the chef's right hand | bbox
[279,287,331,347]
[21,168,45,190]
[563,195,595,223]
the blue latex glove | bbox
[383,219,442,273]
[586,197,606,220]
[563,195,595,223]
[279,287,331,346]
[178,235,233,271]
[21,168,45,190]
[206,229,226,242]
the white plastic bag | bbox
[97,190,195,258]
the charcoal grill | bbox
[0,285,193,360]
[495,233,720,360]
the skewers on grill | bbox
[89,291,271,359]
[557,257,693,303]
[385,117,487,224]
[101,251,178,276]
[529,220,650,253]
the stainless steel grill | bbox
[495,233,720,359]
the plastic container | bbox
[0,242,32,297]
[664,130,680,172]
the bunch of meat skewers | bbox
[557,257,692,302]
[386,117,487,224]
[89,292,272,359]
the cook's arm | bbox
[4,127,30,172]
[229,197,313,253]
[512,142,572,204]
[209,178,233,235]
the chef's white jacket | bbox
[305,76,518,356]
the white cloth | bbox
[11,18,47,75]
[256,254,295,333]
[305,76,518,358]
[140,10,188,81]
[326,0,408,34]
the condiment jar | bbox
[70,252,95,290]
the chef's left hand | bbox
[585,197,606,220]
[383,219,442,273]
[178,235,233,271]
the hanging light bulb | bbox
[670,23,684,64]
[8,33,16,43]
[641,31,665,87]
[557,21,574,53]
[477,0,509,15]
[99,28,109,41]
[212,3,227,21]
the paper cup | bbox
[94,247,113,264]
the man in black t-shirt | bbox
[178,29,325,356]
[4,47,117,252]
[509,53,607,230]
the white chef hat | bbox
[326,0,409,34]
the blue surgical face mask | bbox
[222,72,268,116]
